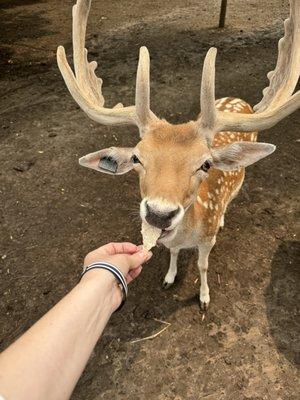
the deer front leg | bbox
[162,247,180,289]
[198,238,216,310]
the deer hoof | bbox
[199,293,210,311]
[200,301,209,311]
[162,280,173,290]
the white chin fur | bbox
[158,228,178,244]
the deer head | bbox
[57,0,300,234]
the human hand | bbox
[82,242,152,311]
[83,242,152,284]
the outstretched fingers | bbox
[101,242,139,256]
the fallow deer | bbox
[57,0,300,309]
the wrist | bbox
[79,269,123,313]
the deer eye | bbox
[199,160,211,173]
[132,154,141,164]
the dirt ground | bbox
[0,0,299,399]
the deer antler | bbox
[199,47,218,144]
[198,0,300,139]
[57,0,157,133]
[254,0,300,113]
[199,48,217,129]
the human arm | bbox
[0,242,151,400]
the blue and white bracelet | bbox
[81,262,128,311]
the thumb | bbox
[127,249,152,269]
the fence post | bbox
[219,0,228,28]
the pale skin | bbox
[0,242,152,400]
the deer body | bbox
[160,97,256,307]
[57,0,299,309]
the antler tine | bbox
[135,46,157,133]
[254,0,300,112]
[57,44,136,125]
[57,0,154,128]
[214,0,300,133]
[198,47,217,143]
[72,0,104,106]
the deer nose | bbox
[145,203,180,229]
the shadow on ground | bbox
[265,240,300,367]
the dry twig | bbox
[130,318,171,344]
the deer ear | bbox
[79,147,134,175]
[211,142,276,171]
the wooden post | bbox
[219,0,227,28]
